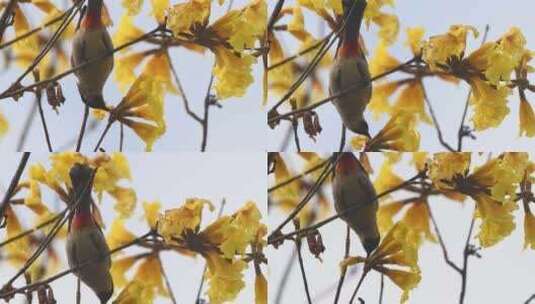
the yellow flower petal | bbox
[474,193,516,247]
[109,186,137,219]
[429,152,471,189]
[111,256,138,288]
[107,219,136,250]
[391,81,431,124]
[406,27,425,56]
[151,0,169,22]
[113,14,144,50]
[369,42,401,77]
[213,46,256,99]
[122,0,143,15]
[255,272,267,304]
[519,97,535,137]
[0,110,8,137]
[524,210,535,250]
[24,180,49,215]
[114,52,147,92]
[143,201,161,229]
[157,198,213,243]
[423,25,478,71]
[204,252,247,304]
[168,0,211,36]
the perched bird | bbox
[329,0,372,137]
[71,0,114,110]
[66,163,113,303]
[332,153,379,255]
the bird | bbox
[329,0,372,137]
[71,0,114,110]
[66,163,113,303]
[332,153,379,255]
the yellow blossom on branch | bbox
[361,111,421,151]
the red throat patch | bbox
[339,38,361,58]
[336,154,358,175]
[71,212,94,230]
[81,9,103,29]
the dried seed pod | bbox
[306,229,325,260]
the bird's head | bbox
[355,120,371,138]
[83,0,104,29]
[363,236,380,256]
[70,163,94,199]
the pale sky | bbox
[268,153,535,304]
[0,152,267,303]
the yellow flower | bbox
[107,219,136,250]
[168,0,211,37]
[113,14,144,50]
[157,198,213,243]
[402,200,436,247]
[108,187,137,219]
[373,161,403,196]
[519,97,535,137]
[0,110,8,137]
[422,25,478,71]
[113,71,166,151]
[429,153,471,190]
[342,223,420,303]
[218,202,263,258]
[145,52,179,95]
[369,42,401,77]
[49,152,87,187]
[204,251,247,304]
[151,0,169,23]
[377,200,404,234]
[473,193,516,247]
[366,112,420,151]
[122,0,143,15]
[143,201,162,229]
[255,272,267,304]
[133,256,168,297]
[410,152,428,172]
[5,205,30,266]
[297,0,342,16]
[406,27,425,56]
[364,0,399,45]
[368,81,400,119]
[391,81,431,124]
[115,52,147,92]
[93,153,132,192]
[111,256,138,288]
[13,4,39,68]
[24,180,49,215]
[524,210,535,249]
[114,281,148,304]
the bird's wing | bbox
[66,236,79,270]
[357,174,378,210]
[90,230,112,270]
[101,30,114,69]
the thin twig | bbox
[0,0,18,42]
[166,51,202,123]
[76,105,89,152]
[349,269,369,304]
[93,121,113,152]
[459,213,476,304]
[268,36,328,71]
[76,276,80,304]
[333,225,351,304]
[379,274,384,304]
[295,228,312,304]
[158,256,177,304]
[421,83,455,151]
[34,73,53,152]
[119,122,124,152]
[200,75,214,152]
[269,158,330,193]
[0,212,62,248]
[0,152,31,220]
[292,119,301,152]
[427,202,462,273]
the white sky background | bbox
[267,0,535,151]
[0,152,267,303]
[0,0,265,152]
[268,153,535,304]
